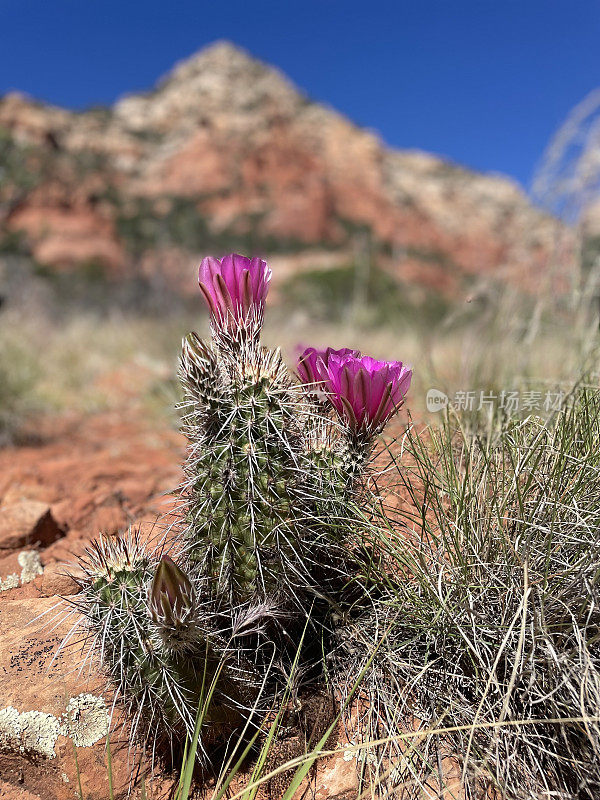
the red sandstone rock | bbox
[0,42,574,297]
[0,781,43,800]
[1,483,53,506]
[0,598,173,800]
[0,412,183,544]
[304,752,358,800]
[38,562,80,597]
[7,203,125,273]
[0,411,188,796]
[0,502,64,553]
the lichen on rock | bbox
[0,574,19,592]
[0,706,21,750]
[0,706,60,759]
[19,711,61,758]
[60,693,109,747]
[18,550,44,584]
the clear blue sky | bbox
[1,0,598,189]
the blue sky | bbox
[1,0,598,189]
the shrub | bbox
[281,262,450,327]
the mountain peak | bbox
[114,40,303,133]
[0,42,568,298]
[164,40,264,79]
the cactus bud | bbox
[150,555,194,627]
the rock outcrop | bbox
[0,41,571,298]
[0,597,174,800]
[0,412,181,798]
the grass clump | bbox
[359,381,600,798]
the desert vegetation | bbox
[0,217,599,796]
[16,236,591,799]
[60,255,415,794]
[2,46,600,800]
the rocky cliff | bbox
[0,41,570,299]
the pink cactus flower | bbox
[198,254,272,330]
[298,347,412,432]
[297,346,361,386]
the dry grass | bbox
[2,266,597,433]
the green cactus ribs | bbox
[71,530,238,758]
[180,334,310,604]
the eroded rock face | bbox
[0,501,64,552]
[0,41,572,296]
[0,412,185,798]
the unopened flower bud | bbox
[150,555,194,627]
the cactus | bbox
[179,331,308,606]
[70,531,241,757]
[66,252,412,764]
[179,256,412,632]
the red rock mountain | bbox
[0,41,570,297]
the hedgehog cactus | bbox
[180,254,412,611]
[70,532,237,754]
[68,252,412,761]
[182,256,338,610]
[180,328,306,604]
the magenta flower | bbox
[198,254,272,330]
[298,347,412,432]
[297,346,361,386]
